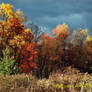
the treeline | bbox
[0,3,92,78]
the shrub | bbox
[0,47,18,75]
[17,42,38,74]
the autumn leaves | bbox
[0,3,92,77]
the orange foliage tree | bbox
[0,3,92,77]
[36,34,64,78]
[0,3,34,59]
[52,23,70,40]
[0,3,36,74]
[17,42,38,74]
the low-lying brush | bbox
[0,67,92,92]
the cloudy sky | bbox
[1,0,92,35]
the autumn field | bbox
[0,3,92,92]
[0,67,92,92]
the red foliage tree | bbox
[7,18,24,34]
[17,42,38,74]
[57,48,76,67]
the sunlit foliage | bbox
[52,23,70,40]
[0,3,92,77]
[0,3,13,20]
[71,28,88,46]
[17,42,38,74]
[0,47,18,75]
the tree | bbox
[0,3,34,59]
[0,3,14,20]
[52,23,70,40]
[27,22,42,41]
[0,3,26,22]
[71,28,88,46]
[36,35,63,78]
[83,36,92,72]
[17,42,38,74]
[0,47,18,75]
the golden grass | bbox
[0,67,92,92]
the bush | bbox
[0,47,18,75]
[17,42,38,74]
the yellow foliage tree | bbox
[71,28,88,46]
[0,3,34,59]
[0,3,14,20]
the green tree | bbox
[0,47,18,75]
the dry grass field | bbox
[0,67,92,92]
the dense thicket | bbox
[0,3,92,78]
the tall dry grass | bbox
[0,67,92,92]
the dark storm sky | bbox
[0,0,92,35]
